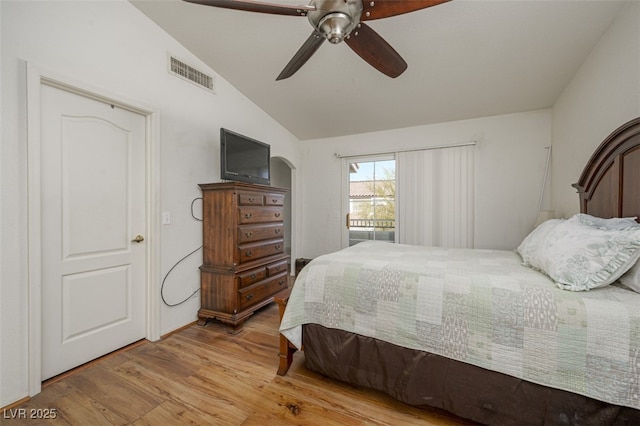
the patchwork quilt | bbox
[280,241,640,409]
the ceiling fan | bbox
[183,0,450,80]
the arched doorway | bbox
[270,156,293,269]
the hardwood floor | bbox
[3,303,472,425]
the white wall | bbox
[0,0,301,407]
[552,2,640,218]
[299,109,552,258]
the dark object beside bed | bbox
[288,117,640,425]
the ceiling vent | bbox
[169,55,215,93]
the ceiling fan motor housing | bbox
[308,0,363,44]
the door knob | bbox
[132,235,145,243]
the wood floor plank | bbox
[126,342,201,379]
[181,370,265,418]
[132,400,229,426]
[110,359,248,424]
[241,390,365,426]
[171,332,279,382]
[4,301,470,425]
[48,389,126,426]
[63,364,163,423]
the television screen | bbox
[220,128,271,185]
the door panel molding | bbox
[26,63,161,396]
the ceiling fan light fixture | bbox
[317,12,354,44]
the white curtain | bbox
[397,145,475,248]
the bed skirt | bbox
[303,324,640,425]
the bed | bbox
[279,117,640,425]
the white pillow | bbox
[574,213,639,230]
[575,213,640,293]
[525,215,640,291]
[516,219,565,266]
[619,262,640,293]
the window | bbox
[345,156,396,246]
[340,143,475,249]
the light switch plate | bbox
[162,212,171,225]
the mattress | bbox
[280,241,640,410]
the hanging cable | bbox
[161,196,205,307]
[161,244,202,307]
[191,197,203,221]
[537,145,552,213]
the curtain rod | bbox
[334,140,477,159]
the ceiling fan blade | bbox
[182,0,314,16]
[344,23,407,78]
[277,31,326,81]
[361,0,450,21]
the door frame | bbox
[26,63,161,396]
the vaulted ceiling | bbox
[131,0,628,140]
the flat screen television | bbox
[220,128,271,185]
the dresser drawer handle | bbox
[251,273,257,279]
[245,213,253,219]
[275,245,281,250]
[246,294,254,301]
[245,231,253,238]
[245,250,253,257]
[278,279,286,286]
[275,212,281,218]
[248,197,255,203]
[272,199,278,204]
[275,229,281,234]
[274,265,282,271]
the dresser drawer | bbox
[237,266,266,289]
[267,259,288,276]
[238,273,288,310]
[238,223,284,243]
[237,191,264,206]
[265,193,285,206]
[238,207,284,224]
[238,239,284,263]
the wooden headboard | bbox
[573,117,640,220]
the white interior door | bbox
[40,83,147,380]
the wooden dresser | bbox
[198,182,289,333]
